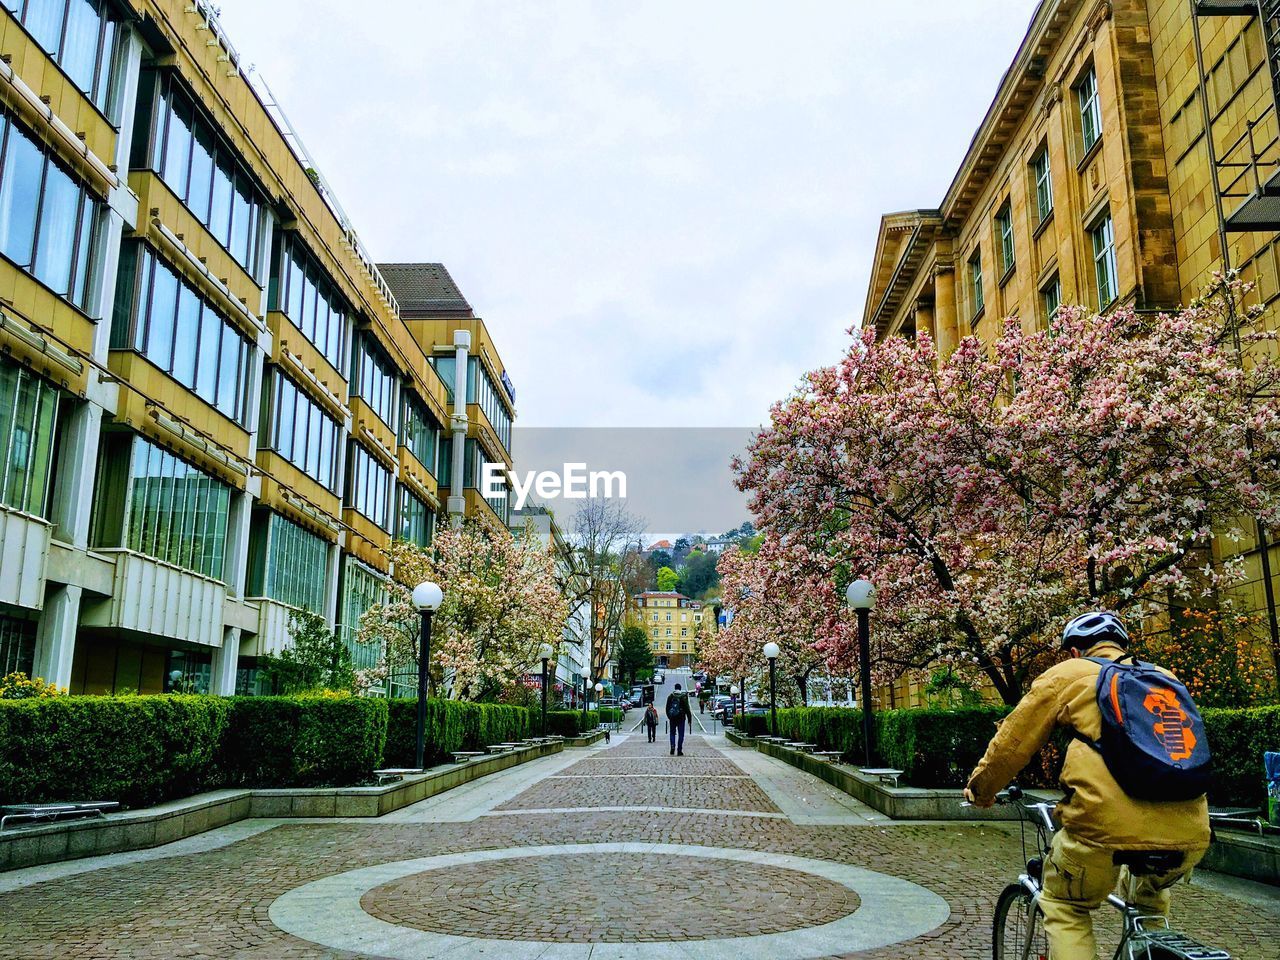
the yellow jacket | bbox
[966,641,1210,851]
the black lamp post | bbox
[763,641,779,735]
[539,643,554,736]
[845,578,876,766]
[411,580,443,771]
[729,683,738,725]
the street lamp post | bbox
[539,643,554,736]
[729,683,739,725]
[845,578,876,766]
[763,641,780,735]
[411,580,444,770]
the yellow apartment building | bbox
[0,0,516,695]
[862,0,1280,700]
[634,591,705,668]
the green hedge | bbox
[546,710,598,736]
[735,714,769,736]
[1203,705,1280,808]
[0,695,230,807]
[382,700,532,767]
[218,695,387,788]
[597,707,623,724]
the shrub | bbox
[1203,705,1280,808]
[382,700,533,766]
[597,707,623,724]
[0,695,229,807]
[735,714,768,736]
[876,707,1009,787]
[218,695,387,787]
[0,672,65,699]
[546,710,584,736]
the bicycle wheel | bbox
[993,883,1049,960]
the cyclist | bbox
[963,611,1210,960]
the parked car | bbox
[742,701,768,716]
[652,671,665,684]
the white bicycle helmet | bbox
[1060,610,1129,650]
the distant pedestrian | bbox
[644,703,659,743]
[665,683,693,755]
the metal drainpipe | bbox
[448,329,470,528]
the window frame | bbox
[995,201,1015,280]
[1090,211,1119,309]
[1076,65,1102,156]
[968,248,985,321]
[1032,146,1054,224]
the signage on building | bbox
[501,369,516,404]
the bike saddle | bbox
[1112,850,1184,875]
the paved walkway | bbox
[1,731,1276,958]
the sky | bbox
[213,1,1037,430]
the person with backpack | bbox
[963,611,1211,960]
[643,703,659,743]
[665,682,694,755]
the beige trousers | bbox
[1040,828,1205,960]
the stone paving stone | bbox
[493,773,781,812]
[0,733,1274,959]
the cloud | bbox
[214,0,1034,428]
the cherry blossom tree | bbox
[356,519,568,700]
[736,278,1280,704]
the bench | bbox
[861,767,905,787]
[450,751,486,763]
[788,743,818,752]
[813,751,844,762]
[0,801,120,830]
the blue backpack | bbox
[1077,656,1213,802]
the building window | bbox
[351,332,398,431]
[6,0,120,118]
[665,612,672,621]
[680,628,688,637]
[0,359,60,517]
[0,612,36,677]
[111,242,253,425]
[969,250,984,318]
[263,369,341,492]
[1032,148,1053,222]
[400,393,439,475]
[1091,212,1118,308]
[1042,275,1062,324]
[164,649,211,694]
[247,511,329,612]
[337,556,387,670]
[0,110,103,312]
[466,356,513,452]
[995,203,1015,277]
[1077,66,1102,153]
[91,433,231,581]
[397,484,433,548]
[268,232,350,374]
[138,70,268,277]
[665,628,672,637]
[346,442,392,530]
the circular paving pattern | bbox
[361,853,858,942]
[269,842,951,959]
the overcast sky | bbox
[215,1,1035,430]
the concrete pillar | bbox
[934,264,958,362]
[32,584,82,689]
[47,399,102,548]
[225,489,252,598]
[211,627,241,696]
[913,299,935,346]
[323,538,342,629]
[448,329,470,528]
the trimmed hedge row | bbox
[597,707,623,724]
[0,695,230,808]
[755,704,1280,806]
[546,710,599,736]
[0,694,533,808]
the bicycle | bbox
[980,784,1230,960]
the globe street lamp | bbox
[845,578,876,766]
[763,641,780,735]
[729,683,739,726]
[539,643,554,736]
[411,580,444,770]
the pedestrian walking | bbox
[644,703,659,743]
[665,682,693,755]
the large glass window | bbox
[995,203,1014,277]
[0,612,36,677]
[111,241,253,424]
[1032,148,1053,222]
[337,556,387,670]
[400,392,439,475]
[397,485,433,548]
[6,0,120,117]
[247,511,329,611]
[346,441,391,529]
[1042,275,1062,324]
[91,433,232,581]
[466,356,513,452]
[0,358,60,517]
[268,231,350,374]
[429,354,456,401]
[0,111,102,311]
[262,368,341,492]
[1077,66,1102,153]
[351,332,398,430]
[969,250,984,319]
[1091,212,1118,308]
[139,70,267,277]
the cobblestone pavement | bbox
[0,732,1276,959]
